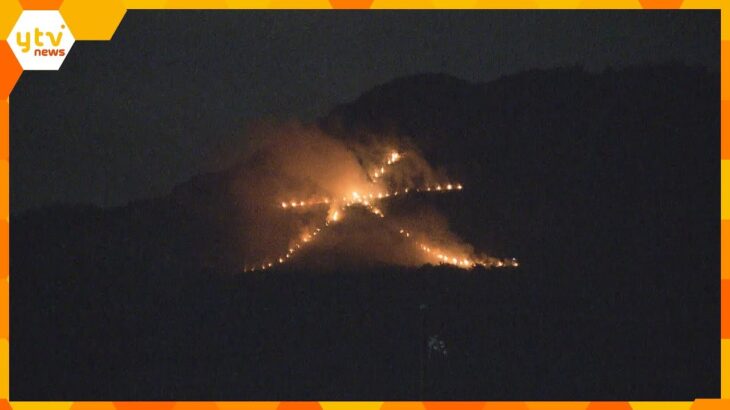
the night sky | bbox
[10,10,718,212]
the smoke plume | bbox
[226,121,515,272]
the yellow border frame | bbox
[0,0,727,409]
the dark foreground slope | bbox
[11,65,719,400]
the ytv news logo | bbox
[9,10,75,71]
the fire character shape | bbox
[242,149,518,273]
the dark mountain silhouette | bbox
[11,64,719,400]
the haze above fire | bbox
[229,122,517,272]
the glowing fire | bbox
[279,183,465,210]
[244,150,518,272]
